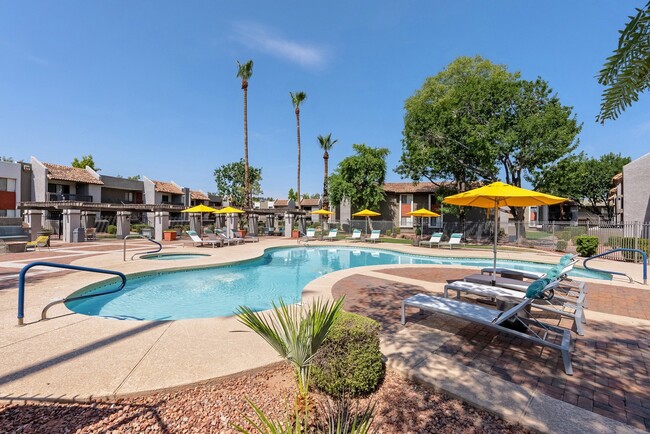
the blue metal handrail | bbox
[17,262,127,325]
[583,248,647,285]
[123,234,162,261]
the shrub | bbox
[312,312,384,397]
[107,224,117,235]
[575,236,598,257]
[555,240,567,252]
[557,226,586,243]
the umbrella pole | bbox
[492,202,498,286]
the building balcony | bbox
[48,193,93,202]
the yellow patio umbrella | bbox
[181,204,219,236]
[443,181,567,284]
[213,206,245,214]
[406,208,441,237]
[312,209,334,234]
[352,209,381,235]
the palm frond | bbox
[290,91,308,108]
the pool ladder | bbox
[583,248,647,285]
[123,234,163,261]
[17,262,127,325]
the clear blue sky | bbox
[1,1,648,198]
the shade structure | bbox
[213,206,245,214]
[406,209,440,218]
[443,182,567,284]
[352,209,381,235]
[181,205,219,236]
[311,209,334,215]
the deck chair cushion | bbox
[525,277,554,300]
[559,254,574,266]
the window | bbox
[162,194,170,203]
[427,194,441,227]
[0,178,16,192]
[125,191,134,202]
[528,206,539,228]
[399,194,413,227]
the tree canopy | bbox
[532,152,630,218]
[597,1,650,123]
[71,155,99,171]
[213,159,262,207]
[397,56,581,222]
[329,144,389,211]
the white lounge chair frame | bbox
[439,233,463,249]
[443,280,586,335]
[185,230,221,248]
[215,230,244,246]
[346,229,362,242]
[324,228,338,241]
[401,288,574,375]
[365,229,381,243]
[204,232,225,247]
[419,232,443,248]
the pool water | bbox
[65,246,609,321]
[141,253,210,260]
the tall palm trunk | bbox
[295,107,301,205]
[243,81,250,209]
[323,150,329,210]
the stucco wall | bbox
[623,152,650,223]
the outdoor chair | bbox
[25,235,50,252]
[233,231,259,243]
[443,279,586,335]
[401,279,574,375]
[365,229,381,243]
[419,232,443,248]
[345,229,362,242]
[85,227,97,240]
[439,233,464,249]
[185,230,221,248]
[301,228,317,242]
[204,232,225,247]
[324,228,338,241]
[479,254,579,281]
[215,229,245,246]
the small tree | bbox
[214,159,262,207]
[71,155,99,171]
[288,188,298,202]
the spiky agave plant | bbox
[236,297,344,403]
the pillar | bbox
[62,209,81,243]
[188,213,201,235]
[248,214,259,236]
[81,211,96,229]
[225,213,240,237]
[298,215,307,235]
[24,210,43,241]
[265,215,275,233]
[284,213,294,238]
[116,211,131,240]
[154,211,169,241]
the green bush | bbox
[131,223,153,233]
[575,236,598,257]
[555,240,568,252]
[107,224,117,235]
[312,312,384,397]
[557,226,586,243]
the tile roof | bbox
[382,182,442,194]
[190,190,209,201]
[43,163,104,185]
[274,199,289,207]
[153,180,183,194]
[300,198,321,206]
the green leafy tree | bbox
[237,59,254,208]
[533,152,630,218]
[71,155,100,171]
[214,159,262,207]
[1,156,14,162]
[127,175,141,180]
[329,144,389,211]
[597,2,650,123]
[290,91,307,203]
[317,133,337,211]
[288,188,298,202]
[398,56,581,234]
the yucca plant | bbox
[318,395,376,434]
[236,297,344,403]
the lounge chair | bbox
[443,280,586,335]
[234,231,259,243]
[204,232,225,247]
[439,233,463,249]
[365,229,381,243]
[25,235,50,252]
[480,254,578,281]
[300,228,317,243]
[345,229,362,242]
[85,227,97,240]
[215,229,245,246]
[401,279,574,375]
[324,228,338,241]
[419,232,443,248]
[185,230,221,248]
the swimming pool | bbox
[65,246,609,321]
[141,253,210,260]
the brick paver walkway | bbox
[333,269,650,431]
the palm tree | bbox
[317,133,337,211]
[290,91,307,207]
[236,297,344,404]
[237,60,254,208]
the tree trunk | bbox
[323,152,329,210]
[296,109,301,207]
[243,83,250,209]
[510,206,526,241]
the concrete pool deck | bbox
[0,237,647,432]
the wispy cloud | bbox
[232,22,327,69]
[0,40,49,67]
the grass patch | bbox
[525,230,554,240]
[375,237,412,244]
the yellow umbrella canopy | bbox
[352,209,381,217]
[406,208,440,218]
[311,209,334,215]
[213,206,245,214]
[180,204,219,213]
[443,181,567,283]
